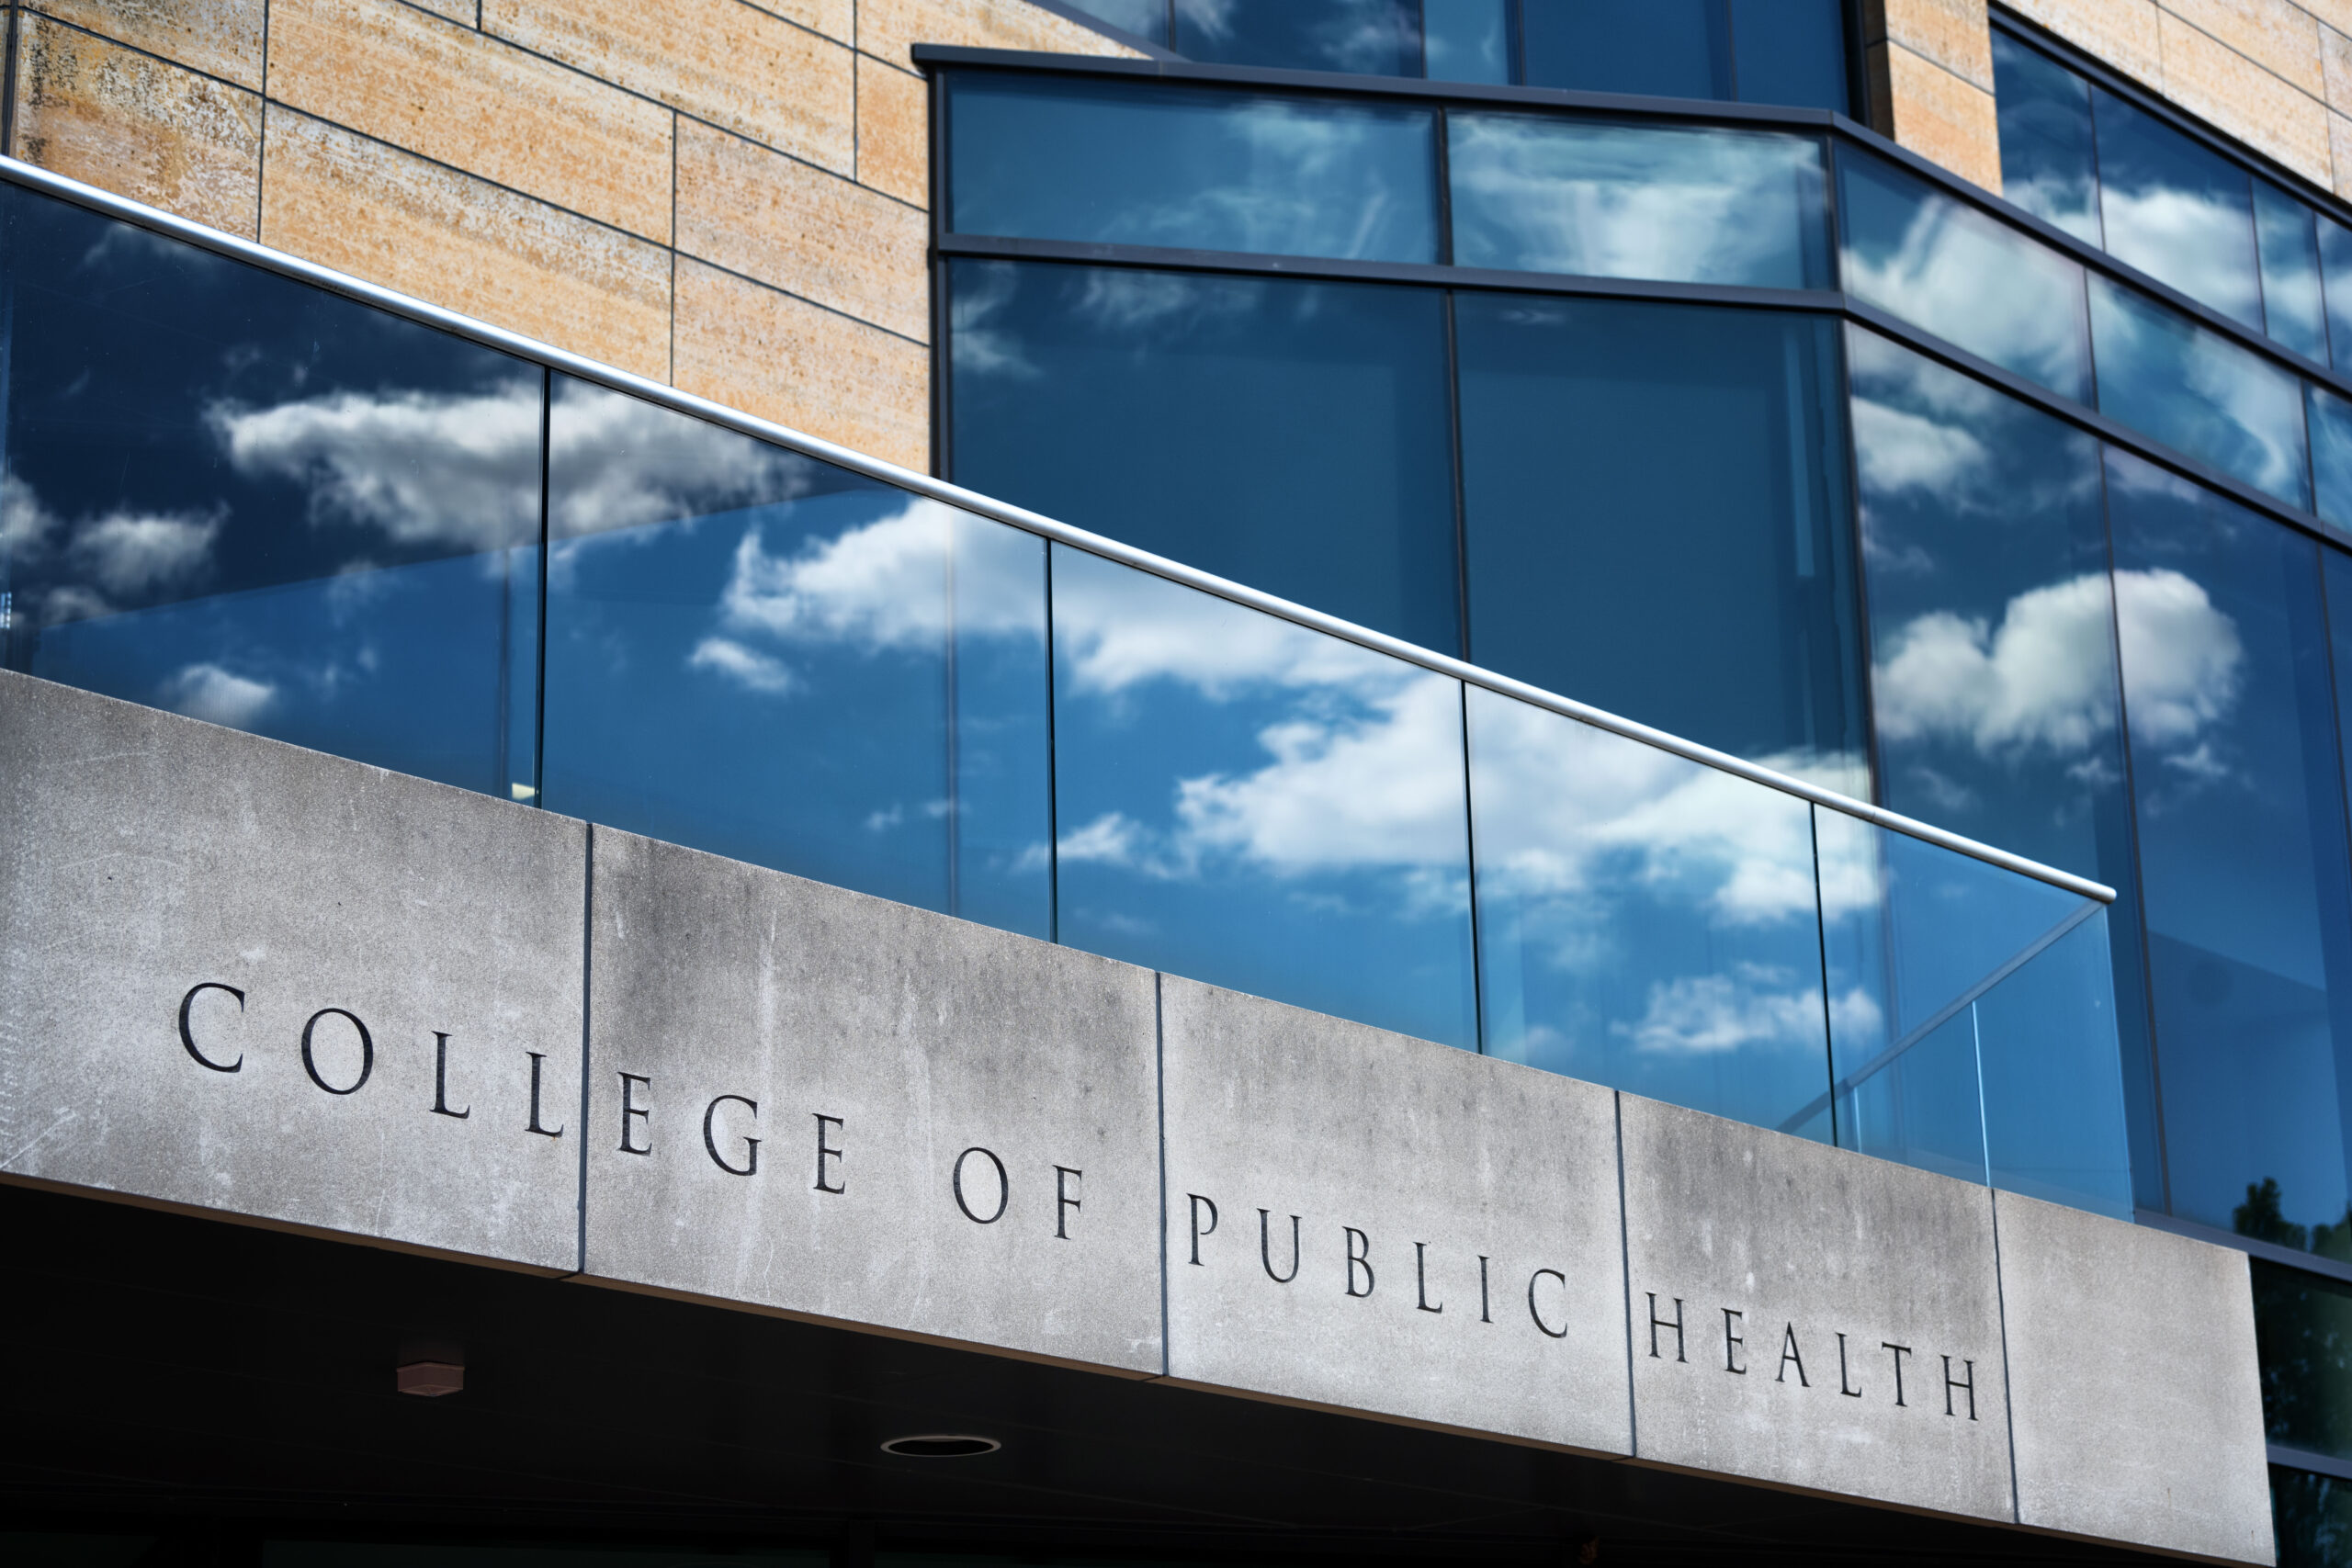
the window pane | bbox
[944,73,1439,263]
[1058,0,1168,45]
[2090,276,2312,508]
[1171,0,1420,74]
[2108,449,2352,1239]
[1727,0,1849,112]
[1992,29,2102,246]
[1838,146,2094,402]
[2312,384,2352,537]
[0,183,539,799]
[1846,326,2161,1205]
[2093,86,2262,330]
[1449,112,1829,288]
[2322,214,2352,369]
[1521,0,1731,100]
[2257,180,2329,364]
[948,260,1461,655]
[1454,293,1868,795]
[2273,1466,2352,1568]
[541,378,1050,931]
[1466,684,1834,1134]
[2253,1260,2352,1461]
[1422,0,1509,84]
[1049,545,1478,1048]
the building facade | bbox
[0,1,2342,1563]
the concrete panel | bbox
[1621,1097,2013,1522]
[32,0,267,89]
[1159,977,1631,1454]
[581,829,1161,1373]
[0,673,585,1270]
[2000,1192,2275,1564]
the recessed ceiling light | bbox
[879,1434,1001,1458]
[396,1359,464,1398]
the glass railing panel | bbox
[1972,908,2132,1216]
[2089,276,2312,509]
[1464,683,1835,1137]
[2257,178,2330,366]
[1447,113,1829,288]
[0,182,543,801]
[1048,543,1479,1048]
[944,73,1440,264]
[539,375,1051,927]
[1836,145,2095,402]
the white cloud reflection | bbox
[3,468,221,627]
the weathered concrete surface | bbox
[1159,976,1631,1454]
[580,826,1161,1373]
[1621,1095,2014,1523]
[0,671,586,1269]
[2000,1191,2275,1564]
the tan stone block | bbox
[266,0,673,242]
[2159,8,2333,181]
[404,0,479,23]
[673,257,930,473]
[2330,107,2352,195]
[1883,41,2006,191]
[482,0,854,175]
[12,14,261,236]
[2163,0,2324,96]
[2309,0,2352,41]
[28,0,266,88]
[856,0,1147,69]
[1879,0,1996,91]
[858,52,929,208]
[675,120,928,341]
[2322,22,2352,110]
[259,108,671,380]
[2004,0,2164,85]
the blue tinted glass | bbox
[1454,293,1868,795]
[1992,29,2101,246]
[1467,685,1834,1134]
[2312,384,2352,537]
[1449,113,1829,288]
[945,74,1438,263]
[2257,181,2329,364]
[949,260,1460,655]
[2090,276,2312,508]
[2274,1466,2352,1568]
[1727,0,1849,111]
[1521,0,1732,100]
[2093,87,2262,330]
[2253,1260,2352,1464]
[1838,146,2094,401]
[1050,545,1478,1047]
[1058,0,1169,44]
[2108,449,2352,1239]
[2323,215,2352,369]
[1171,0,1419,73]
[1422,0,1509,83]
[1845,327,2161,1205]
[1972,910,2133,1216]
[541,378,1049,931]
[0,183,539,799]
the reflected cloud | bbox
[2115,567,2246,748]
[688,636,797,695]
[2101,186,2262,325]
[1615,964,1826,1055]
[2,468,221,626]
[163,662,276,728]
[949,262,1043,381]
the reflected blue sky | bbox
[1172,0,1419,75]
[2093,86,2263,333]
[1992,28,2102,246]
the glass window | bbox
[2089,276,2312,509]
[0,182,539,799]
[1448,112,1830,288]
[1453,292,1869,796]
[1466,684,1834,1134]
[1049,545,1478,1048]
[1845,327,2161,1204]
[2312,384,2352,537]
[944,74,1439,264]
[2257,180,2330,365]
[947,259,1462,656]
[2108,450,2352,1239]
[1725,0,1849,112]
[1171,0,1420,75]
[2273,1466,2352,1568]
[540,378,1050,935]
[2253,1259,2352,1461]
[1991,29,2101,246]
[1520,0,1732,100]
[2093,86,2262,330]
[1422,0,1510,84]
[1838,145,2095,403]
[1058,0,1169,45]
[2323,214,2352,370]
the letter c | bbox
[177,982,245,1072]
[1527,1269,1570,1339]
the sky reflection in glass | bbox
[946,74,1438,263]
[1171,0,1419,75]
[1058,0,1168,44]
[2257,180,2330,365]
[1519,1,1729,100]
[540,378,1050,933]
[1422,0,1510,84]
[1449,113,1829,288]
[1466,684,1834,1134]
[2253,1259,2352,1461]
[2312,385,2352,537]
[0,182,539,799]
[2093,87,2263,332]
[1992,27,2102,246]
[1049,545,1478,1049]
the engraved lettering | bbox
[1776,1323,1809,1387]
[1722,1308,1746,1374]
[526,1051,563,1136]
[814,1114,845,1192]
[616,1072,652,1155]
[176,982,245,1073]
[1259,1209,1300,1282]
[1837,1331,1863,1397]
[1188,1194,1218,1264]
[952,1146,1008,1224]
[300,1008,373,1096]
[1883,1342,1913,1407]
[1942,1355,1977,1419]
[1415,1242,1443,1314]
[1477,1255,1492,1323]
[1527,1269,1569,1338]
[430,1032,469,1119]
[1345,1227,1374,1298]
[702,1094,759,1177]
[1646,1294,1686,1362]
[1054,1166,1082,1239]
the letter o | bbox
[177,982,246,1072]
[300,1007,374,1096]
[952,1145,1009,1224]
[1527,1269,1570,1339]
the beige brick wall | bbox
[1862,0,2007,190]
[2,0,1141,473]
